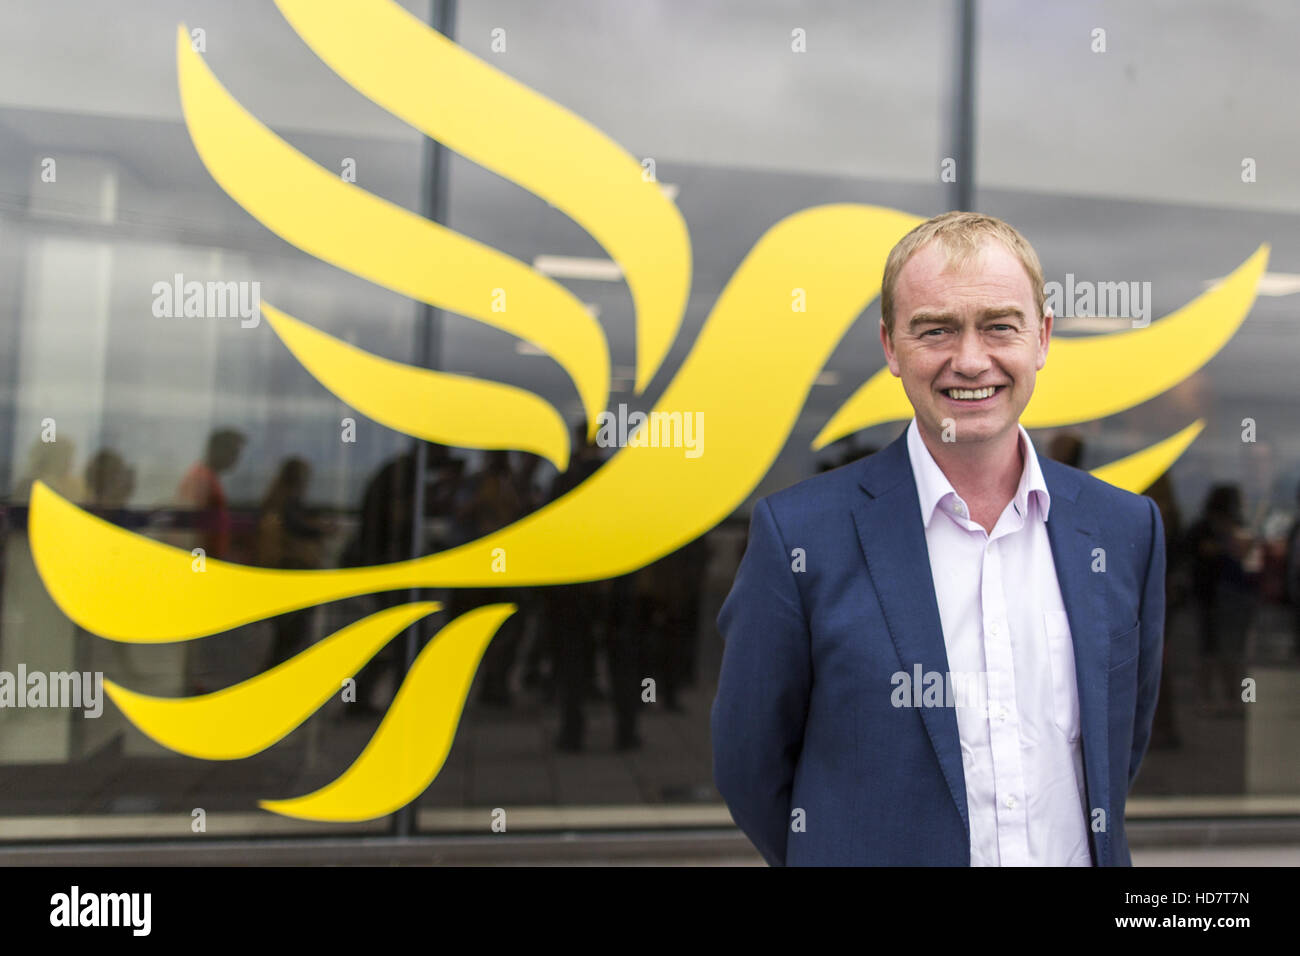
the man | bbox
[712,212,1165,866]
[175,427,246,561]
[174,427,245,695]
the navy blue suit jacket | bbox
[711,426,1165,866]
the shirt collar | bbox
[905,417,1051,528]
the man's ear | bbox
[880,319,901,376]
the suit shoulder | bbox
[1045,457,1156,522]
[760,456,871,522]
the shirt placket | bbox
[979,531,1030,865]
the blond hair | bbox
[880,211,1045,337]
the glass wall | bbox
[0,0,1295,843]
[0,0,435,836]
[975,0,1300,807]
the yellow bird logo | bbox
[27,0,1267,821]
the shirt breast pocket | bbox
[1044,610,1080,741]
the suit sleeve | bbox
[711,497,812,866]
[1128,495,1167,787]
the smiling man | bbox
[712,211,1166,866]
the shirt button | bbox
[954,503,966,516]
[1005,795,1017,809]
[989,621,999,636]
[998,706,1008,721]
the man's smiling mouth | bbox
[941,385,1006,400]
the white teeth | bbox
[946,386,998,400]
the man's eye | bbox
[920,328,946,337]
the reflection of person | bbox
[175,428,245,694]
[713,212,1166,866]
[175,428,245,560]
[84,448,135,513]
[14,435,86,503]
[451,450,525,707]
[258,457,331,667]
[339,452,419,715]
[1186,484,1255,713]
[1145,472,1185,749]
[544,425,615,751]
[78,448,139,717]
[1048,432,1084,469]
[634,536,709,713]
[1286,482,1300,658]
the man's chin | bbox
[921,411,1015,444]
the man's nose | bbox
[950,328,991,376]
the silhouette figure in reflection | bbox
[176,428,246,560]
[509,453,548,696]
[1145,471,1185,749]
[1047,432,1084,469]
[631,535,710,718]
[1186,484,1257,716]
[258,457,331,668]
[448,450,526,708]
[426,445,466,548]
[14,434,87,504]
[1283,481,1300,659]
[84,448,136,517]
[174,428,245,695]
[80,447,139,731]
[338,450,421,717]
[544,423,612,751]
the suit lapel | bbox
[850,430,970,839]
[1040,458,1113,867]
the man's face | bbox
[880,238,1051,447]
